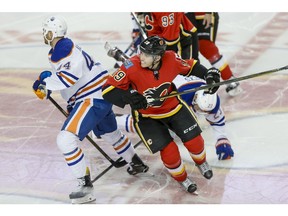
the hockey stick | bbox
[48,96,127,168]
[131,12,147,39]
[106,38,138,68]
[92,139,143,183]
[154,65,288,101]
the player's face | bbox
[139,52,155,68]
[43,29,53,45]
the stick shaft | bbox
[131,12,147,39]
[155,65,288,101]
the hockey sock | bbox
[160,141,187,182]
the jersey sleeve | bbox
[102,66,132,108]
[171,52,207,79]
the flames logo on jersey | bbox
[143,82,170,107]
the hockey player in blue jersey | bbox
[32,15,148,204]
[116,74,234,161]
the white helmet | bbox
[193,90,217,114]
[42,15,67,44]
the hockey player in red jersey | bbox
[185,12,243,96]
[143,12,199,60]
[102,36,221,193]
[116,74,235,161]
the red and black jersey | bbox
[144,12,196,46]
[102,51,199,118]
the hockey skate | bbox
[196,161,213,179]
[180,177,197,194]
[225,76,243,96]
[69,168,96,204]
[127,154,149,175]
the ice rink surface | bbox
[1,12,288,213]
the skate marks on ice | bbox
[193,112,288,169]
[83,143,221,204]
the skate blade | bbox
[192,190,199,195]
[71,194,96,204]
[227,86,243,96]
[134,171,155,177]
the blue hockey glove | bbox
[32,71,52,100]
[205,67,220,94]
[215,138,234,160]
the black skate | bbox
[196,161,213,179]
[180,177,197,193]
[225,77,243,96]
[69,168,96,204]
[127,154,149,175]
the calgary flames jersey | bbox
[144,12,197,46]
[102,51,199,118]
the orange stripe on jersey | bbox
[76,75,108,96]
[114,137,129,151]
[65,148,83,161]
[66,99,91,133]
[58,72,75,85]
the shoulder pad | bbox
[51,38,73,62]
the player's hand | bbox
[215,138,234,160]
[32,71,52,100]
[67,104,73,114]
[32,80,51,100]
[205,67,220,94]
[123,89,148,110]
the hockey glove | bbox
[32,71,52,100]
[205,67,220,94]
[107,47,129,62]
[215,138,234,160]
[67,104,73,114]
[122,89,148,110]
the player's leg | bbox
[134,115,197,193]
[95,106,148,175]
[58,99,98,204]
[170,103,213,179]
